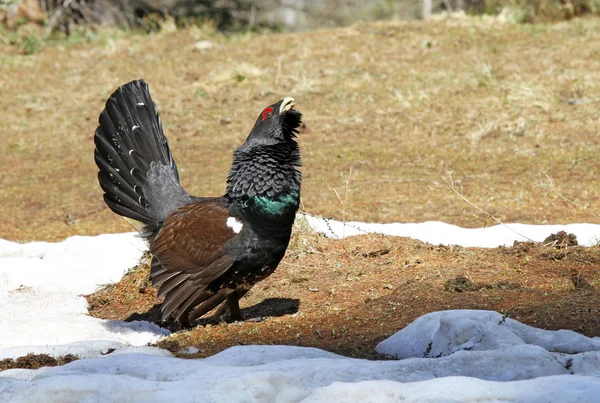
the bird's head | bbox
[226,97,303,203]
[242,97,302,147]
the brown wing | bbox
[149,198,236,321]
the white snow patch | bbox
[303,376,600,403]
[1,341,599,402]
[304,214,600,247]
[0,233,168,353]
[0,233,146,294]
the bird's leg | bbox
[226,293,243,322]
[211,301,229,320]
[177,315,191,330]
[211,288,252,322]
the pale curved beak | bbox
[279,97,295,115]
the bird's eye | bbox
[261,107,274,121]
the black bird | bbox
[94,79,302,327]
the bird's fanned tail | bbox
[94,79,194,239]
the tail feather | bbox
[187,290,228,322]
[94,154,142,203]
[94,79,194,238]
[95,118,146,185]
[97,170,149,222]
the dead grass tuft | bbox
[85,253,160,323]
[0,353,78,371]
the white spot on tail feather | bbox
[227,217,243,234]
[137,102,145,106]
[132,125,140,131]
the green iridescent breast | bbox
[251,191,299,216]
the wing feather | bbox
[149,198,237,322]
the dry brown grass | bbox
[1,15,600,242]
[0,353,78,371]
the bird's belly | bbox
[210,262,278,292]
[212,242,286,292]
[215,228,290,292]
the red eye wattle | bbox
[261,107,274,121]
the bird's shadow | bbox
[125,298,300,330]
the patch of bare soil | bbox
[87,230,600,360]
[0,354,78,371]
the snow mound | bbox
[376,310,600,358]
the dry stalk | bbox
[441,171,534,242]
[535,171,600,221]
[333,166,357,238]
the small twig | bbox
[322,217,338,238]
[568,156,591,171]
[123,217,143,234]
[332,166,357,238]
[332,189,343,217]
[62,205,107,226]
[441,171,534,242]
[535,171,600,221]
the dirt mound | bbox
[444,276,521,292]
[543,231,578,248]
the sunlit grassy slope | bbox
[1,14,599,242]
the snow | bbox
[304,214,600,247]
[1,221,600,402]
[0,233,168,351]
[375,310,600,358]
[2,343,600,402]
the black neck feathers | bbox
[226,141,301,200]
